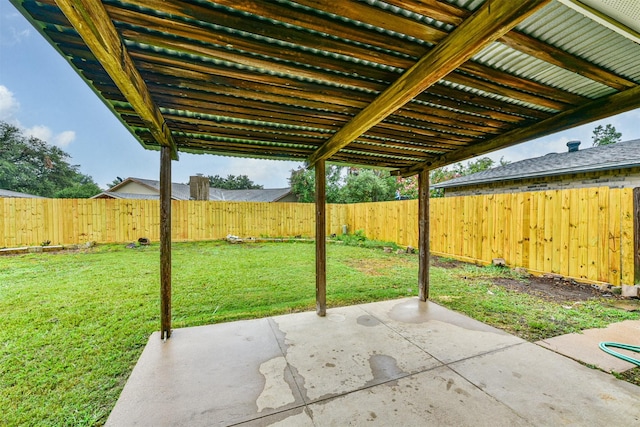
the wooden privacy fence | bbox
[0,198,348,247]
[1,187,638,285]
[354,188,639,286]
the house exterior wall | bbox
[276,193,298,202]
[113,182,159,195]
[443,167,640,197]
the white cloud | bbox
[53,130,76,147]
[0,85,76,147]
[0,18,31,46]
[24,124,53,141]
[0,85,19,120]
[23,125,75,147]
[227,158,302,188]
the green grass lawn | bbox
[1,241,638,426]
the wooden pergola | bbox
[12,0,640,339]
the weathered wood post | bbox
[634,187,640,285]
[315,160,327,316]
[418,169,430,301]
[160,146,172,339]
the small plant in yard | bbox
[333,229,399,250]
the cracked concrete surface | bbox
[106,298,640,426]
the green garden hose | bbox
[599,342,640,366]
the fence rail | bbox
[1,187,637,285]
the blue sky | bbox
[2,4,640,190]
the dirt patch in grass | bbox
[345,256,413,276]
[491,276,607,303]
[430,257,469,269]
[431,255,619,305]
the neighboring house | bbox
[433,139,640,197]
[0,189,45,198]
[92,177,298,202]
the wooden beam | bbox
[113,2,578,116]
[634,188,640,285]
[383,0,637,91]
[306,0,550,167]
[160,146,172,339]
[500,30,635,92]
[398,84,640,176]
[315,160,327,316]
[418,170,430,301]
[54,0,178,158]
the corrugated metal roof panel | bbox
[472,43,617,98]
[518,2,640,82]
[439,80,559,114]
[10,0,640,174]
[446,0,484,12]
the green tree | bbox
[54,173,102,198]
[340,169,397,203]
[0,121,101,198]
[207,174,263,189]
[289,166,400,203]
[108,176,124,188]
[592,124,621,146]
[288,165,343,203]
[429,156,500,198]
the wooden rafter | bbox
[383,0,636,91]
[54,0,178,158]
[306,0,551,167]
[399,85,640,176]
[110,0,584,112]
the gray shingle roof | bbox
[433,139,640,189]
[95,178,293,202]
[93,192,160,200]
[0,189,44,198]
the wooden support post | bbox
[418,170,430,301]
[160,146,172,339]
[634,188,640,285]
[315,160,327,316]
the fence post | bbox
[634,188,640,285]
[315,160,326,316]
[418,170,430,301]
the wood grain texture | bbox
[401,85,640,175]
[1,189,634,286]
[54,0,177,158]
[315,160,327,316]
[418,170,430,301]
[160,146,172,339]
[634,188,640,285]
[307,0,550,166]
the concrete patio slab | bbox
[303,366,531,427]
[536,319,640,372]
[450,342,640,425]
[107,298,640,426]
[270,304,441,402]
[359,298,524,363]
[106,318,304,426]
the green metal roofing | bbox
[10,0,640,174]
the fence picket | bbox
[0,189,635,284]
